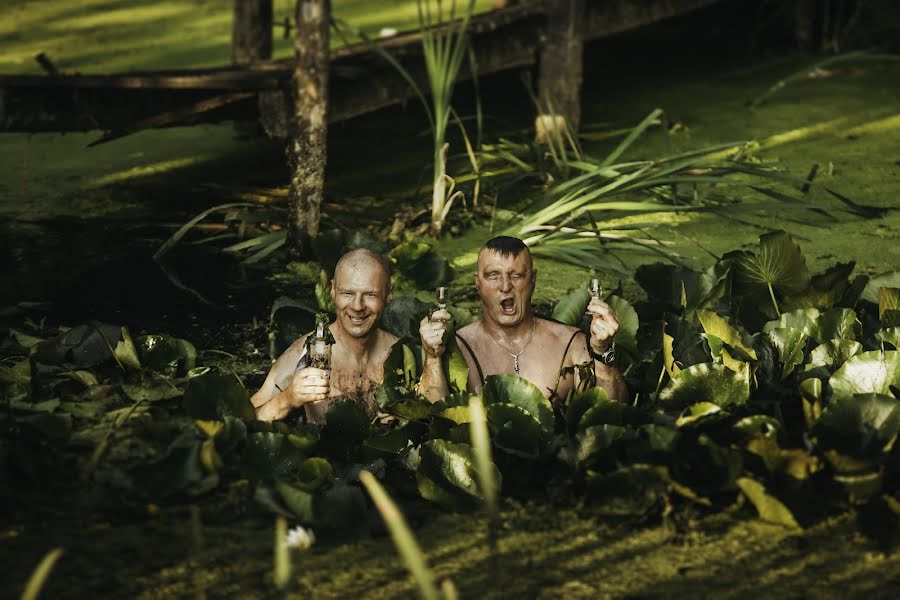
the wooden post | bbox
[537,0,584,134]
[286,0,330,257]
[232,0,273,65]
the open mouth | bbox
[348,314,369,325]
[500,298,516,314]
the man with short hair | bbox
[252,248,399,423]
[418,236,627,403]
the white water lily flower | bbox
[378,27,398,38]
[401,441,421,472]
[286,525,315,550]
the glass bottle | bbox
[589,278,601,300]
[435,286,449,310]
[309,313,334,372]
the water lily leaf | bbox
[663,317,709,378]
[877,327,900,350]
[698,310,757,360]
[416,439,499,511]
[182,371,254,421]
[135,335,197,377]
[782,261,855,311]
[268,296,317,359]
[114,328,141,371]
[808,339,862,371]
[861,271,900,304]
[811,393,900,460]
[578,399,642,431]
[64,370,99,388]
[32,323,128,369]
[122,370,183,402]
[672,434,743,494]
[659,363,750,410]
[566,387,609,434]
[242,432,307,480]
[487,402,548,459]
[733,415,781,441]
[818,308,860,342]
[736,477,800,529]
[577,424,626,465]
[376,343,418,409]
[390,241,431,270]
[736,231,810,297]
[381,296,431,342]
[833,470,883,503]
[638,424,680,454]
[1,328,44,354]
[675,402,725,428]
[131,439,217,498]
[607,295,639,354]
[364,424,419,454]
[293,458,333,492]
[275,481,315,522]
[763,309,820,340]
[829,351,900,403]
[551,287,590,326]
[319,399,371,458]
[390,242,452,288]
[430,392,478,424]
[481,374,554,431]
[766,327,808,379]
[745,437,821,480]
[880,287,900,327]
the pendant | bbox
[513,355,519,374]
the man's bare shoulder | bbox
[379,329,400,348]
[457,320,481,338]
[272,333,311,368]
[538,317,581,341]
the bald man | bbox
[419,236,627,404]
[252,249,399,423]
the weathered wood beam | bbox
[538,0,585,132]
[0,0,723,136]
[233,0,274,65]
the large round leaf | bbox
[736,477,800,529]
[430,392,479,424]
[182,370,255,421]
[486,403,547,459]
[763,309,820,340]
[577,424,626,465]
[416,439,499,511]
[766,327,808,380]
[698,310,757,360]
[481,374,554,431]
[659,363,749,410]
[551,287,591,326]
[828,350,900,403]
[565,387,608,434]
[808,339,862,371]
[811,393,900,460]
[136,334,197,377]
[241,432,307,480]
[293,458,333,492]
[877,327,900,350]
[736,231,810,296]
[818,308,860,342]
[381,296,431,342]
[607,295,639,354]
[861,270,900,304]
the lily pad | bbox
[577,424,626,465]
[607,295,639,354]
[818,308,860,342]
[807,339,862,371]
[481,374,554,431]
[136,335,197,377]
[877,327,900,350]
[292,458,333,492]
[416,439,499,511]
[766,327,808,379]
[565,387,609,434]
[698,310,757,361]
[241,432,307,480]
[763,309,820,340]
[811,393,900,460]
[267,296,317,359]
[736,477,800,529]
[430,392,478,425]
[675,402,725,428]
[486,402,548,459]
[736,231,810,298]
[659,363,750,410]
[182,370,255,421]
[783,261,855,312]
[828,351,900,403]
[551,287,590,326]
[275,481,315,522]
[861,271,900,304]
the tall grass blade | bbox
[21,548,63,600]
[600,109,663,167]
[273,515,290,590]
[154,202,254,261]
[359,470,442,600]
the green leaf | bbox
[382,297,431,342]
[585,464,673,515]
[607,295,639,354]
[182,371,255,421]
[481,374,554,431]
[551,287,590,326]
[876,327,900,350]
[766,327,808,379]
[808,339,862,371]
[736,478,800,529]
[659,363,750,410]
[672,434,743,494]
[292,458,333,492]
[241,432,307,480]
[736,230,810,297]
[811,393,900,460]
[114,328,141,371]
[828,351,900,403]
[430,392,477,424]
[880,287,900,327]
[675,402,725,428]
[486,403,548,459]
[577,424,627,465]
[444,340,469,393]
[763,309,820,340]
[565,387,609,435]
[319,399,371,458]
[416,439,499,512]
[818,308,860,343]
[733,415,781,441]
[698,309,757,360]
[861,271,900,304]
[268,296,317,359]
[782,262,855,312]
[376,343,419,410]
[275,481,315,522]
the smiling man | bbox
[252,249,399,423]
[419,236,627,404]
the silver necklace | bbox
[483,319,537,375]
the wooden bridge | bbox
[0,0,721,144]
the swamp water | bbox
[3,10,900,599]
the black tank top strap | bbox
[550,329,588,398]
[455,333,485,383]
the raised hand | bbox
[587,297,619,355]
[420,309,451,359]
[289,367,331,407]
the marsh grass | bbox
[20,548,63,600]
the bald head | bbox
[334,248,391,285]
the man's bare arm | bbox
[251,335,310,422]
[417,311,450,403]
[571,339,629,402]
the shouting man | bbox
[419,236,627,404]
[252,249,398,422]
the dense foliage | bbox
[3,232,900,539]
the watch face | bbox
[602,349,616,364]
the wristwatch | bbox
[591,345,616,365]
